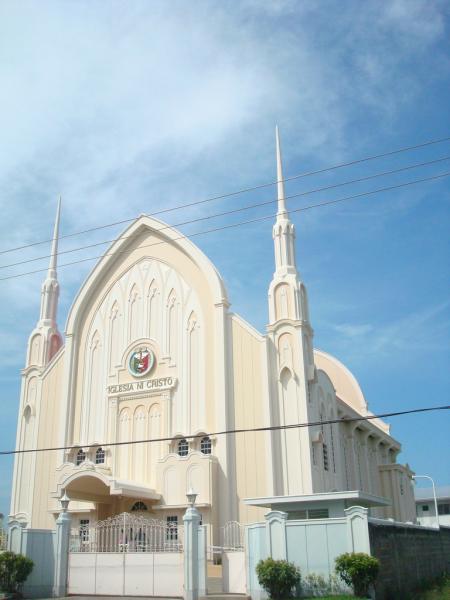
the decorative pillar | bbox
[344,506,370,555]
[265,510,288,560]
[53,492,71,598]
[183,489,204,600]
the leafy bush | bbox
[256,557,301,600]
[335,552,379,598]
[302,573,329,596]
[302,572,350,597]
[0,551,34,593]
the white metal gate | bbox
[206,521,246,595]
[68,512,184,597]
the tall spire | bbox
[275,125,287,216]
[47,195,61,280]
[27,197,63,367]
[272,127,297,275]
[39,197,61,326]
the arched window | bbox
[200,436,211,455]
[95,447,105,464]
[131,501,148,512]
[76,449,86,466]
[178,438,189,457]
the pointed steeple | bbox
[275,125,287,217]
[39,197,61,326]
[27,198,63,367]
[272,127,297,275]
[47,195,61,280]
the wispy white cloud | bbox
[326,301,450,366]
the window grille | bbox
[166,516,178,541]
[200,436,211,455]
[438,503,450,515]
[178,438,188,457]
[131,501,148,512]
[329,424,336,472]
[95,447,105,464]
[323,443,329,471]
[76,449,86,466]
[79,519,90,542]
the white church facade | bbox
[9,130,417,551]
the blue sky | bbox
[0,0,449,518]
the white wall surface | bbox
[222,551,246,594]
[68,552,184,597]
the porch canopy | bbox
[54,470,160,504]
[244,490,390,518]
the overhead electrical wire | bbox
[1,155,448,272]
[0,170,449,282]
[1,135,449,256]
[1,405,448,456]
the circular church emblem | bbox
[128,347,155,377]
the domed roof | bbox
[314,348,368,414]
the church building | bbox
[9,130,416,551]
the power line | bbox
[1,135,449,257]
[1,170,448,282]
[2,405,448,456]
[2,155,448,271]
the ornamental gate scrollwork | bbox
[70,512,183,553]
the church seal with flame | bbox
[128,347,155,377]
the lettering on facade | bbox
[107,376,176,395]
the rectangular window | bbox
[308,509,329,520]
[289,510,307,520]
[438,503,450,515]
[166,516,178,541]
[79,519,90,542]
[422,505,429,512]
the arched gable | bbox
[66,215,228,335]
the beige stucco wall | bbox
[231,315,268,524]
[31,350,64,528]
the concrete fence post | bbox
[345,505,371,554]
[183,504,202,600]
[265,511,288,560]
[53,496,71,597]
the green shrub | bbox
[335,552,379,598]
[0,551,34,593]
[302,572,329,596]
[256,557,301,600]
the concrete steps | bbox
[201,596,251,600]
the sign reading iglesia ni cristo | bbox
[107,376,176,395]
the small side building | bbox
[415,485,450,527]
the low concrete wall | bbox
[223,551,246,593]
[8,528,56,598]
[246,509,366,599]
[369,520,450,600]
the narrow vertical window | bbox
[200,436,211,455]
[166,515,178,541]
[323,443,329,471]
[76,449,86,466]
[95,447,105,464]
[178,438,189,457]
[79,519,90,543]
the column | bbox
[53,494,71,597]
[183,503,203,600]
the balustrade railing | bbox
[221,520,244,550]
[70,512,183,553]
